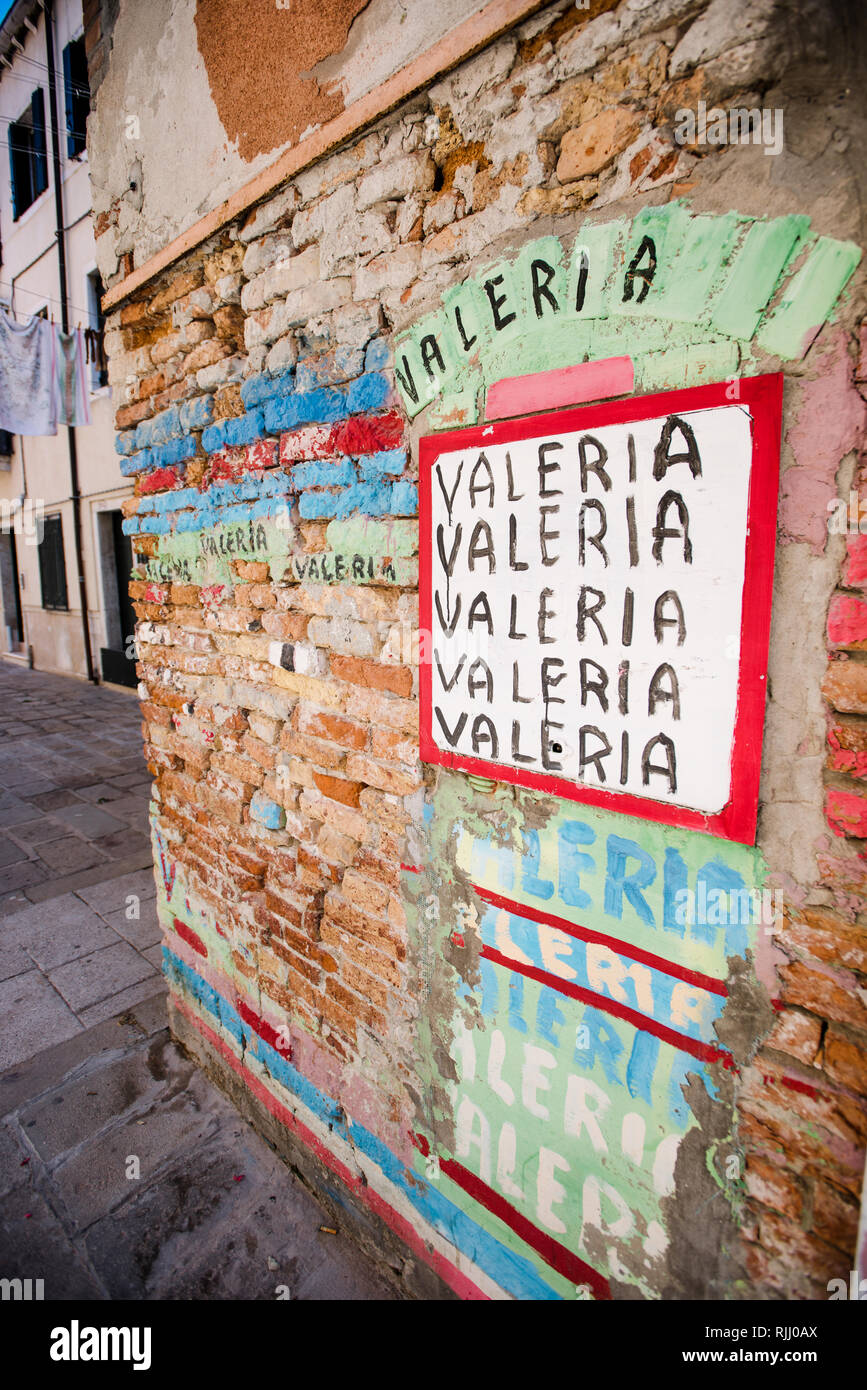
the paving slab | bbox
[0,860,48,893]
[9,896,121,971]
[48,941,158,1013]
[0,970,83,1070]
[52,803,128,838]
[100,898,162,951]
[77,972,167,1029]
[36,837,106,874]
[77,867,157,915]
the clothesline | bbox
[0,49,92,98]
[0,280,101,327]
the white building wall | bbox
[0,0,131,682]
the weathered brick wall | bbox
[98,0,867,1299]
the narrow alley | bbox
[0,664,398,1300]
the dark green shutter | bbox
[30,88,47,197]
[8,127,19,220]
[62,42,75,158]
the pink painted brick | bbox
[486,356,634,421]
[828,594,867,645]
[844,535,867,588]
[828,748,867,777]
[826,787,867,838]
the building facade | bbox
[0,0,133,684]
[85,0,867,1299]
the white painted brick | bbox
[353,244,421,301]
[356,152,436,210]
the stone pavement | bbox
[0,664,398,1300]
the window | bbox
[86,269,108,390]
[9,89,49,220]
[62,37,90,159]
[38,514,68,611]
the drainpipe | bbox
[44,0,97,683]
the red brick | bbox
[744,1155,803,1220]
[331,653,413,697]
[345,753,421,795]
[764,1008,822,1065]
[824,1027,867,1092]
[781,957,867,1033]
[823,658,867,715]
[280,729,345,771]
[296,707,367,751]
[340,871,390,918]
[781,907,867,972]
[312,771,363,807]
[812,1181,859,1254]
[323,893,405,961]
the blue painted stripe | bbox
[162,947,562,1301]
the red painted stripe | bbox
[480,944,728,1065]
[172,917,208,957]
[440,1157,611,1300]
[474,884,727,997]
[486,356,634,420]
[172,995,490,1301]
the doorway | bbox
[0,529,24,653]
[98,509,137,687]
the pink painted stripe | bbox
[485,356,634,420]
[173,995,490,1301]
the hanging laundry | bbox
[0,310,57,435]
[84,325,106,378]
[55,327,92,427]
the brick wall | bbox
[96,0,867,1299]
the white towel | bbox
[0,311,57,435]
[55,327,92,427]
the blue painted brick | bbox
[390,481,418,515]
[250,792,286,830]
[221,504,254,526]
[260,471,292,496]
[334,481,392,519]
[346,372,391,414]
[175,511,202,533]
[358,448,406,480]
[151,436,196,469]
[223,410,265,448]
[240,370,294,408]
[298,490,341,519]
[201,421,227,453]
[119,448,152,477]
[290,460,355,490]
[149,406,182,446]
[266,388,346,433]
[115,430,138,456]
[152,487,200,514]
[294,349,364,393]
[139,514,171,535]
[364,338,391,372]
[121,516,140,535]
[179,396,215,432]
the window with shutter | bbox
[38,515,68,612]
[62,38,90,159]
[9,90,49,219]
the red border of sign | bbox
[419,373,782,846]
